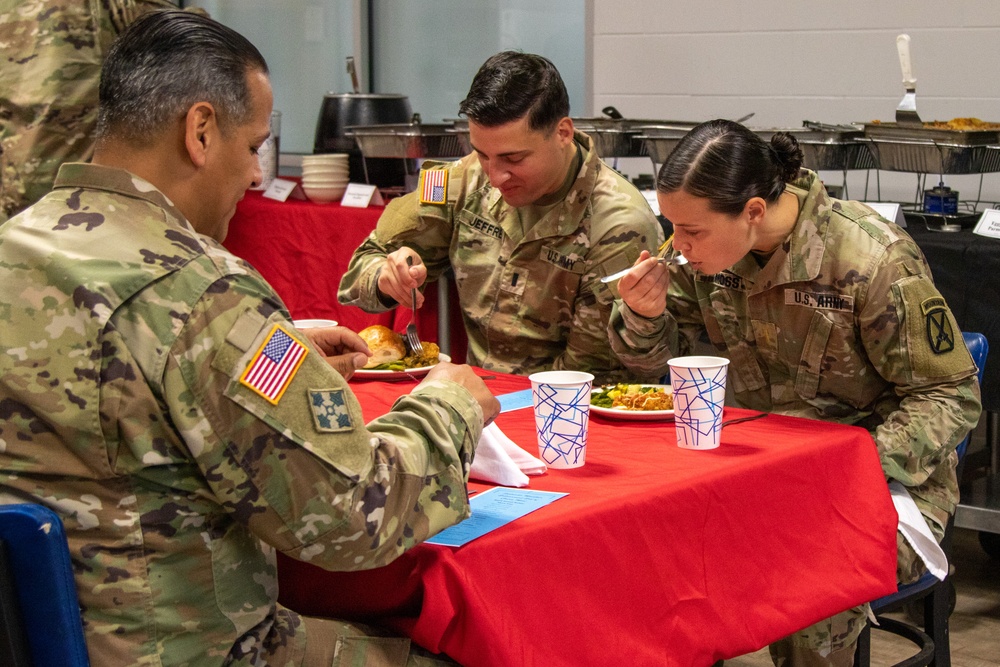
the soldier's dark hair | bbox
[96,10,269,144]
[458,51,569,133]
[656,119,804,216]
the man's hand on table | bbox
[300,326,371,381]
[377,247,426,309]
[423,362,501,426]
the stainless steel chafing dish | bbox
[573,107,698,158]
[753,123,876,172]
[981,145,1000,173]
[861,122,1000,174]
[635,125,695,165]
[346,115,466,159]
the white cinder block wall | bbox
[588,1,1000,207]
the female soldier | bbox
[608,119,981,666]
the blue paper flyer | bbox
[497,388,533,413]
[425,487,567,547]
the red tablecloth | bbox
[278,372,899,667]
[223,189,468,361]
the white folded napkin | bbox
[888,480,948,581]
[470,423,547,487]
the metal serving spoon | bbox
[600,254,688,283]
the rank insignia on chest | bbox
[921,297,955,354]
[419,168,448,205]
[309,389,354,432]
[240,325,308,404]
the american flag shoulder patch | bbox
[240,324,308,404]
[419,168,448,205]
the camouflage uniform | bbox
[0,163,482,666]
[609,170,981,662]
[338,131,663,385]
[0,1,188,223]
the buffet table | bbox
[223,189,468,360]
[277,371,899,667]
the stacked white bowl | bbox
[301,153,350,203]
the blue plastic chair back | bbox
[0,503,89,667]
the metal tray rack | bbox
[572,118,697,158]
[861,123,1000,174]
[346,121,466,159]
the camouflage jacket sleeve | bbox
[162,272,483,570]
[858,241,981,492]
[608,262,703,380]
[338,169,459,312]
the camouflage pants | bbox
[766,529,934,666]
[260,607,457,667]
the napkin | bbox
[470,423,547,487]
[888,481,948,581]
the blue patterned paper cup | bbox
[667,356,730,450]
[528,371,594,469]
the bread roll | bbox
[358,325,406,368]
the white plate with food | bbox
[353,353,451,379]
[590,384,674,421]
[352,324,449,379]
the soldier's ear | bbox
[183,102,218,168]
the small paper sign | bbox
[262,178,302,202]
[864,202,906,228]
[641,190,660,216]
[340,183,385,208]
[973,209,1000,238]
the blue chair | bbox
[855,331,988,667]
[0,503,90,667]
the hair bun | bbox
[769,132,804,182]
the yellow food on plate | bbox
[591,384,674,411]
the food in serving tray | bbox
[591,383,674,411]
[357,324,440,370]
[870,117,1000,130]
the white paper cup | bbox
[528,370,594,469]
[292,319,338,329]
[667,356,730,450]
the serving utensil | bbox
[404,256,423,355]
[600,254,688,283]
[895,34,923,128]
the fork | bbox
[600,254,688,283]
[404,256,423,355]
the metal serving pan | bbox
[863,122,1000,146]
[572,117,695,158]
[861,138,988,174]
[635,125,696,165]
[346,121,466,159]
[979,145,1000,173]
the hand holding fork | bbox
[404,256,423,355]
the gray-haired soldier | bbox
[0,10,496,666]
[338,51,663,385]
[610,119,981,666]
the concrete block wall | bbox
[589,1,1000,208]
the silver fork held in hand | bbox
[404,256,423,355]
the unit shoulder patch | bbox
[309,389,354,432]
[921,297,955,354]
